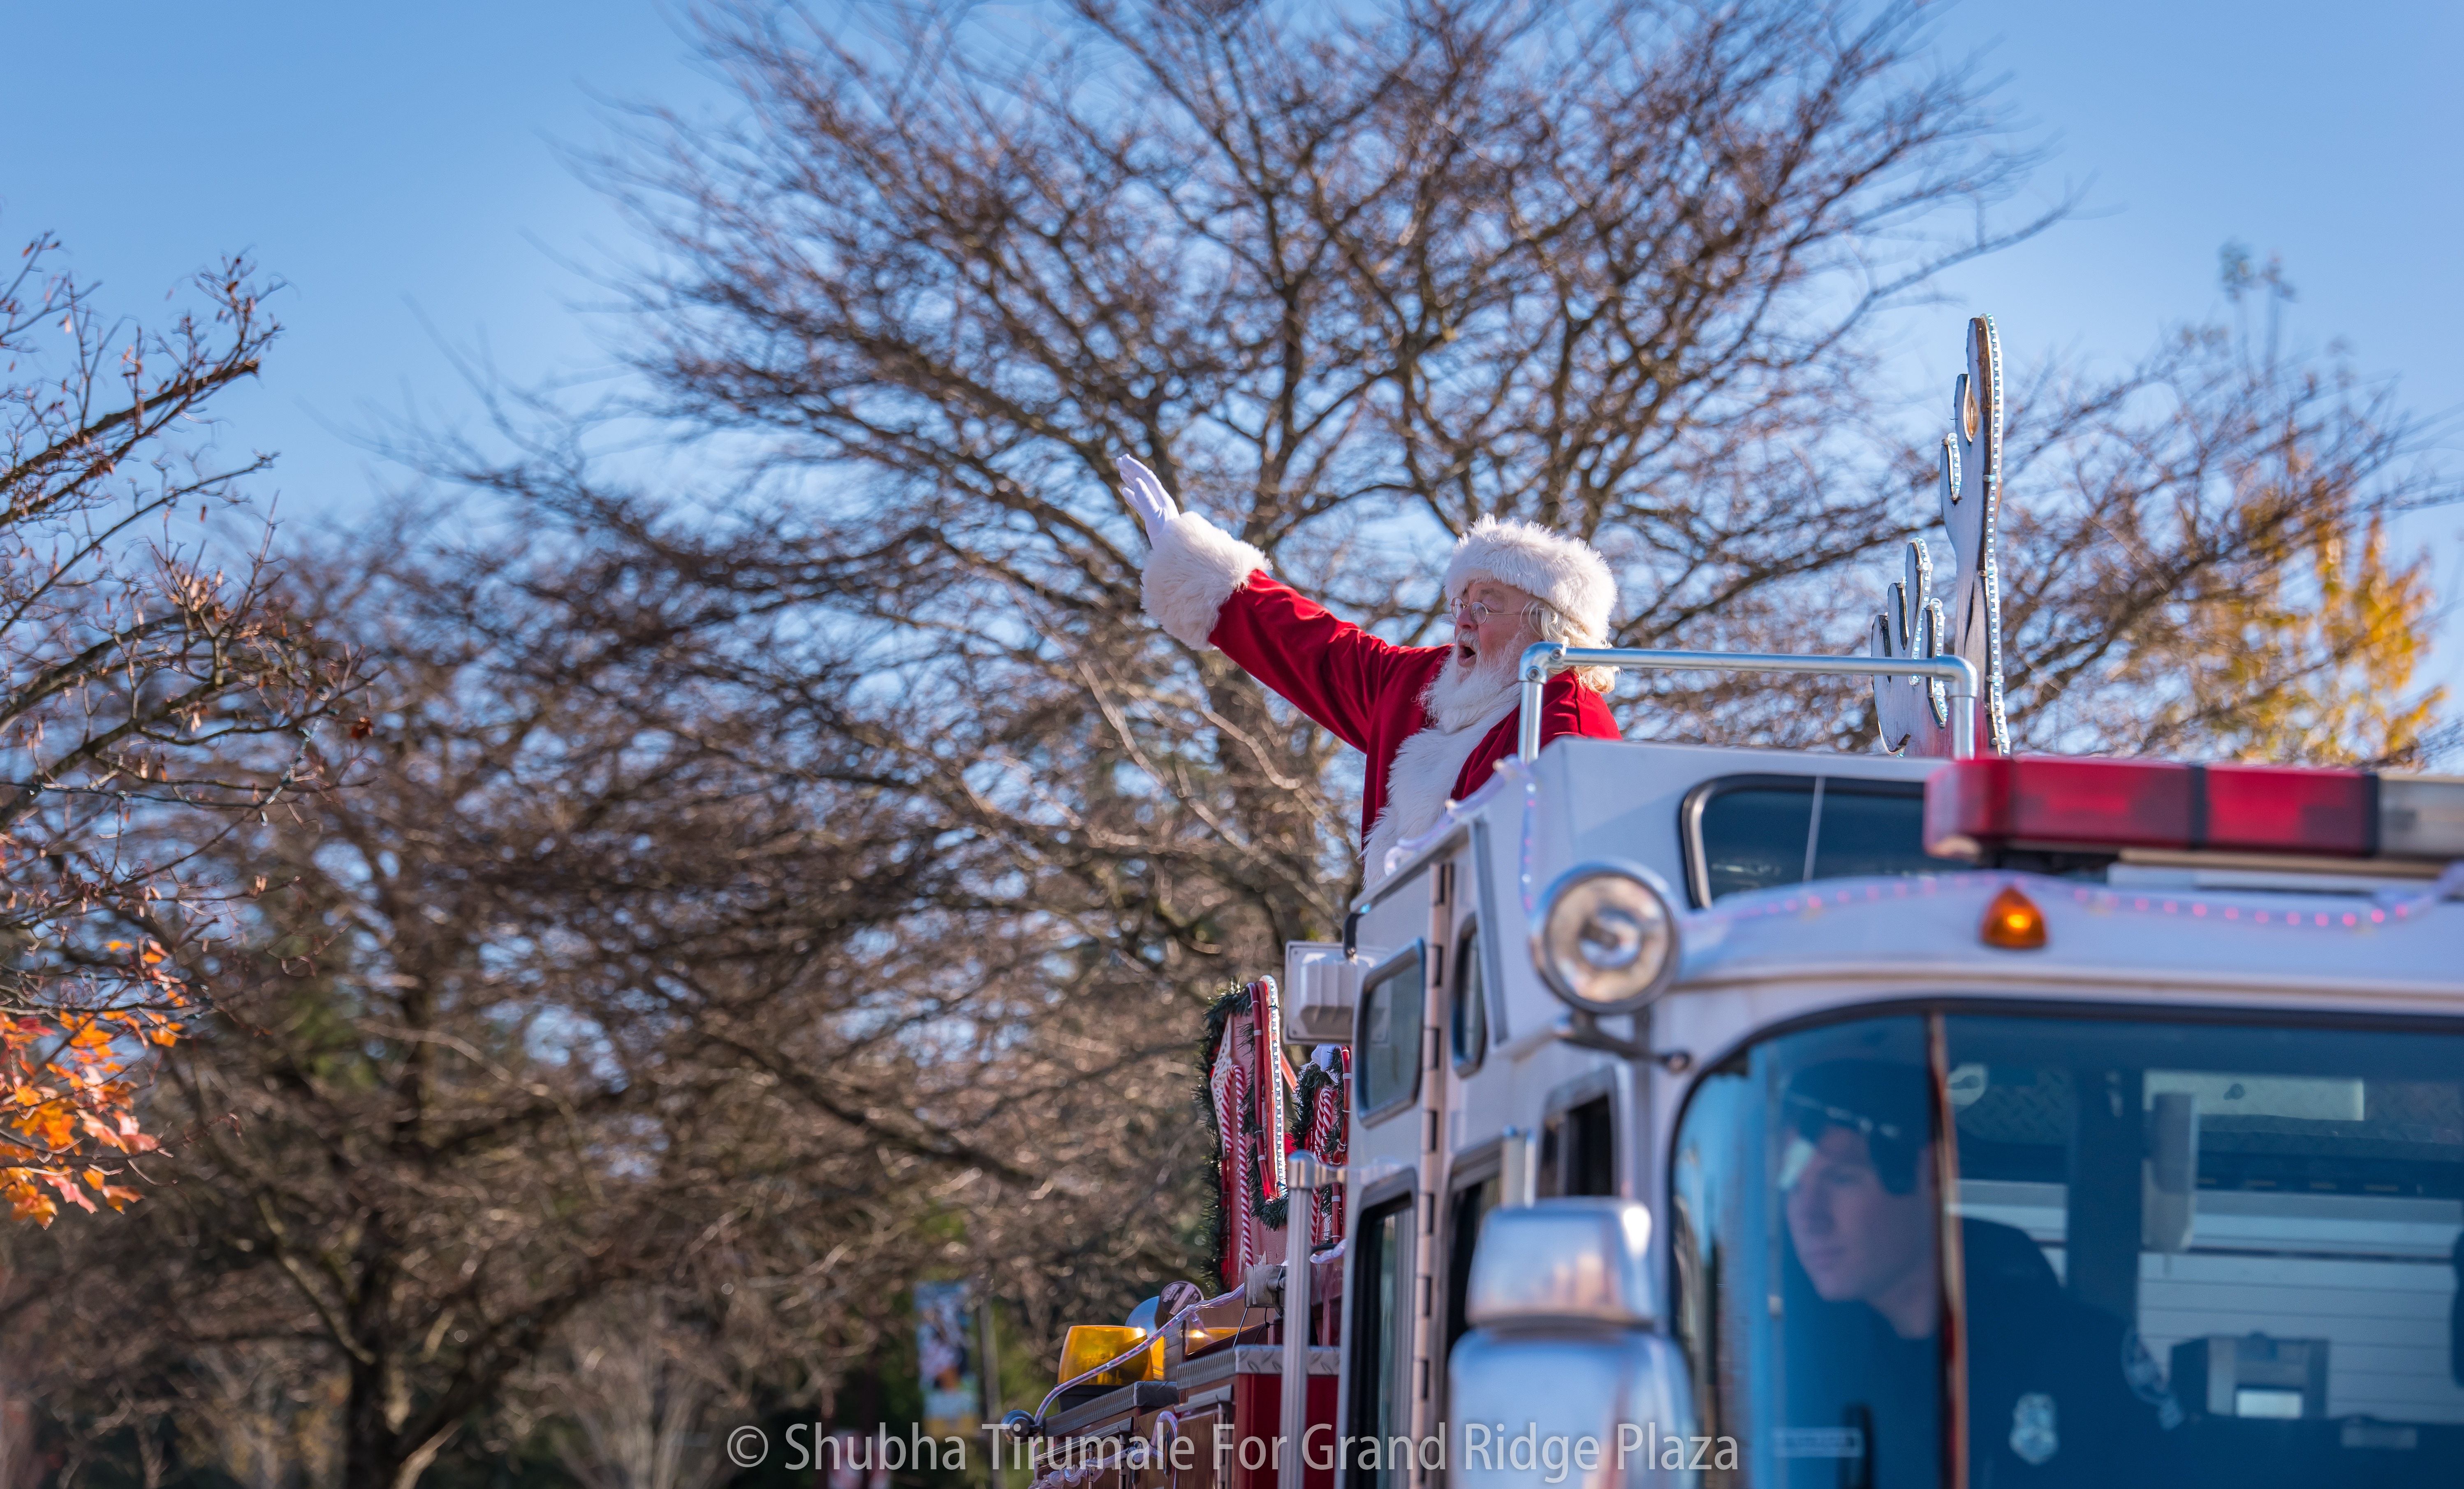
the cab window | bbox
[1540,1094,1615,1198]
[1355,945,1424,1120]
[1450,921,1486,1074]
[1681,775,1964,907]
[1348,1193,1415,1489]
[1444,1171,1500,1362]
[1670,1012,2464,1488]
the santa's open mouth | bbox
[1457,643,1477,664]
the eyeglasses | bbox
[1452,594,1552,627]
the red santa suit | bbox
[1142,511,1621,879]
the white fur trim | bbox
[1141,512,1269,649]
[1444,516,1616,644]
[1362,678,1517,882]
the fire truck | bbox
[998,319,2464,1489]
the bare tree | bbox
[417,0,2052,993]
[421,0,2450,1128]
[174,1345,343,1489]
[15,2,2452,1481]
[387,0,2446,1414]
[0,233,359,1223]
[7,524,1201,1485]
[537,1293,742,1489]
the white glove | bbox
[1117,455,1181,547]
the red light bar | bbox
[2202,763,2372,855]
[1926,757,2464,864]
[1926,757,2194,858]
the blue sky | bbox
[0,2,725,509]
[5,0,2460,712]
[1914,0,2464,712]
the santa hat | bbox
[1444,516,1616,645]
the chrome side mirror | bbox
[1450,1200,1704,1486]
[1467,1198,1656,1329]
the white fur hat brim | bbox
[1444,516,1615,644]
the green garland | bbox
[1193,984,1315,1273]
[1194,984,1252,1280]
[1293,1058,1336,1147]
[1255,1184,1291,1232]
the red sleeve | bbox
[1206,575,1435,751]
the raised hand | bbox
[1117,455,1181,546]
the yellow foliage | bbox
[2203,514,2444,767]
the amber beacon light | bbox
[1980,885,2048,949]
[1056,1324,1159,1386]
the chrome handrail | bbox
[1516,644,1980,763]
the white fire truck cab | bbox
[1314,736,2464,1489]
[1011,319,2464,1489]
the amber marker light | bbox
[1980,885,2048,949]
[1056,1324,1160,1386]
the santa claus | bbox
[1121,457,1621,880]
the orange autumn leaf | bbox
[18,1109,76,1151]
[77,1113,130,1151]
[2,1171,59,1227]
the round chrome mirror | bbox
[1530,863,1679,1015]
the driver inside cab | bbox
[1778,1061,2182,1488]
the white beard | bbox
[1421,646,1522,731]
[1362,650,1522,880]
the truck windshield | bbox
[1670,1012,2464,1488]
